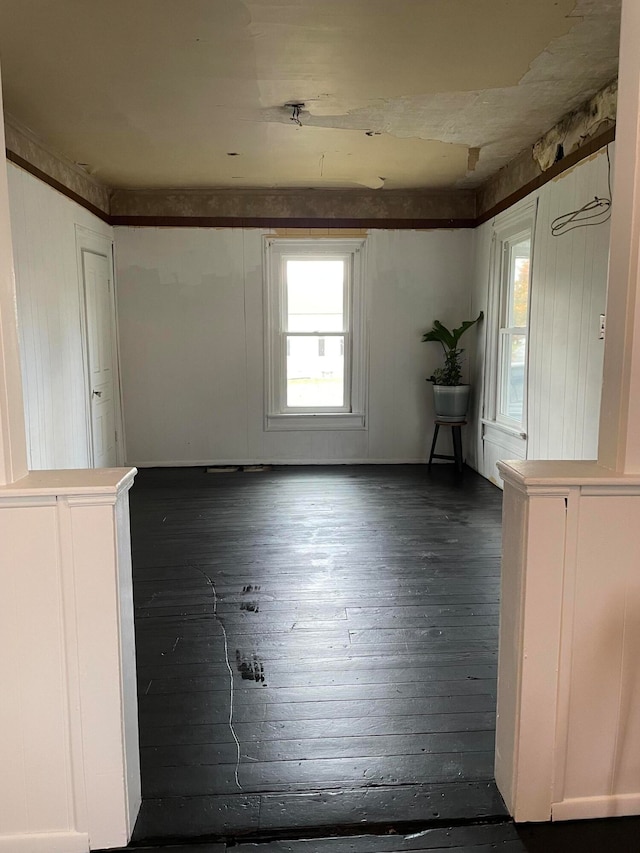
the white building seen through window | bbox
[265,238,366,430]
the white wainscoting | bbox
[497,460,640,823]
[0,468,140,852]
[482,422,527,488]
[8,164,114,470]
[114,227,474,466]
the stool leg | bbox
[428,423,440,468]
[452,425,463,473]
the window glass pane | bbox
[286,335,344,407]
[508,239,530,327]
[500,333,526,422]
[286,260,344,332]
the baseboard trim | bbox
[0,832,89,852]
[552,794,640,821]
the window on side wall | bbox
[264,238,367,431]
[485,200,536,435]
[497,234,531,427]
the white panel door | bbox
[83,250,118,467]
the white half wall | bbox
[497,460,640,823]
[8,163,114,469]
[0,468,140,852]
[469,146,612,480]
[115,227,473,466]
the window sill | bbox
[482,418,527,440]
[265,413,367,432]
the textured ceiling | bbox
[0,0,621,191]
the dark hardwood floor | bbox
[102,464,640,851]
[129,464,503,844]
[105,815,640,852]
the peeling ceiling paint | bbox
[0,0,621,191]
[532,80,617,171]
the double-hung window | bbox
[497,234,531,427]
[265,238,367,430]
[484,199,536,438]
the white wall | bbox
[528,151,611,460]
[9,148,609,473]
[8,164,114,469]
[468,218,493,474]
[0,470,140,852]
[115,227,474,465]
[469,147,612,478]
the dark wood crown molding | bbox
[6,126,615,231]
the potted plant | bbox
[422,312,483,422]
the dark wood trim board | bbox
[5,150,111,224]
[476,126,616,225]
[6,127,615,231]
[108,215,477,229]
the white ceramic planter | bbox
[432,384,470,422]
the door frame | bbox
[75,225,126,467]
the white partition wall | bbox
[0,69,27,484]
[0,470,140,852]
[497,462,640,821]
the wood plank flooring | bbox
[101,814,640,852]
[130,464,504,844]
[102,463,640,851]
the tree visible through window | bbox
[499,237,531,425]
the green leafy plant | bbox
[422,312,483,386]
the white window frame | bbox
[497,234,530,427]
[483,199,537,437]
[264,237,367,431]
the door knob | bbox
[92,390,102,397]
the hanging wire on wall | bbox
[550,144,612,237]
